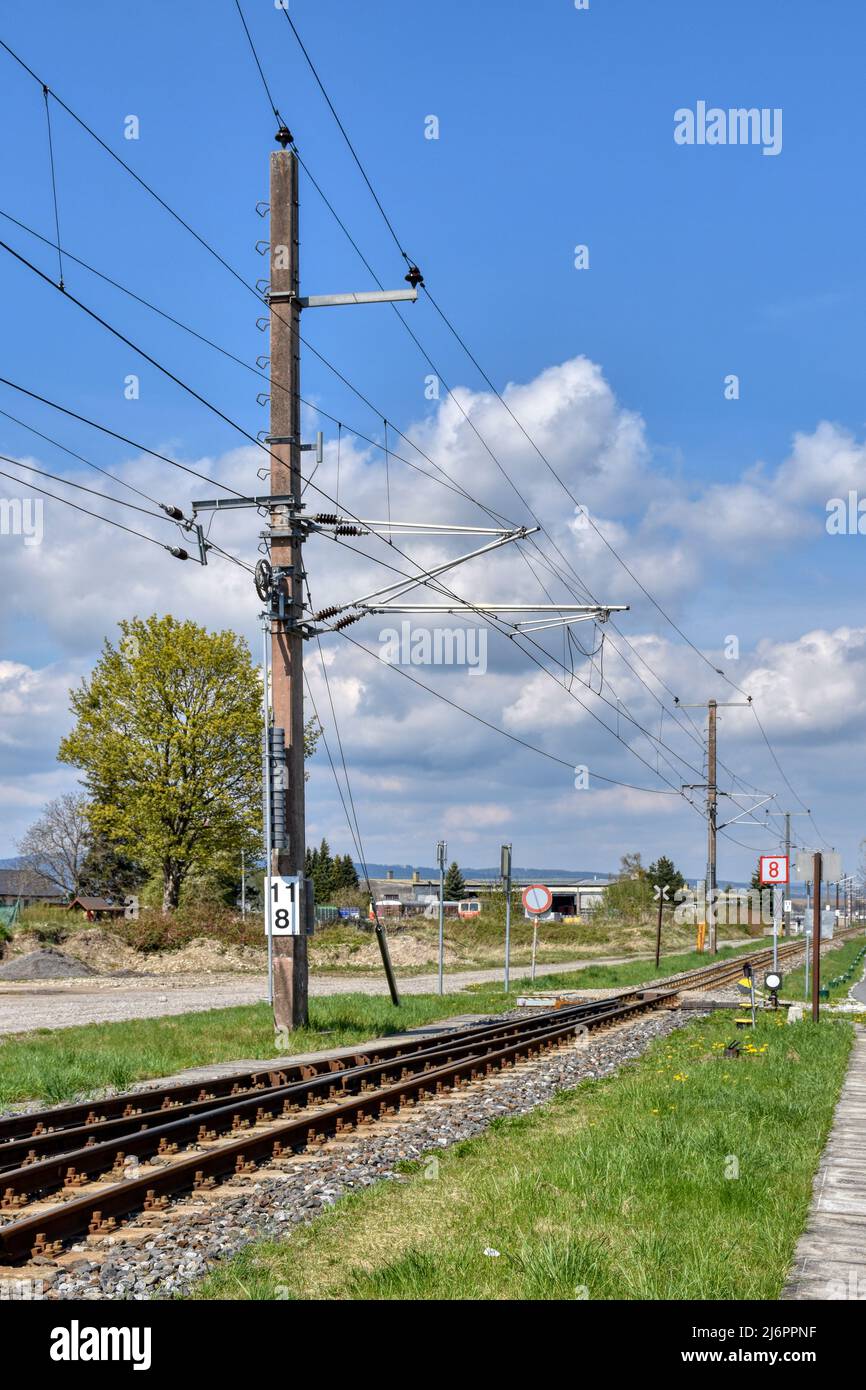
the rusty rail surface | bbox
[0,990,670,1262]
[1,932,850,1264]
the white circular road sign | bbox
[522,884,553,915]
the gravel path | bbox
[29,1006,700,1301]
[0,938,764,1034]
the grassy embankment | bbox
[781,933,866,1004]
[309,913,761,975]
[192,1012,854,1302]
[2,939,772,1107]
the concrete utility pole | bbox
[501,843,512,992]
[784,811,790,932]
[778,811,809,936]
[437,839,447,997]
[812,851,822,1023]
[268,147,308,1033]
[192,138,625,1035]
[706,698,718,954]
[679,696,756,954]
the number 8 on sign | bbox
[759,855,788,885]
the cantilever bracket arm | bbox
[355,602,629,633]
[718,793,777,830]
[268,289,418,309]
[334,527,539,613]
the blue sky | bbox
[1,1,864,881]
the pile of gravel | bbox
[0,948,98,981]
[42,1007,703,1301]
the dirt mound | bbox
[61,930,265,976]
[0,948,99,981]
[311,931,463,970]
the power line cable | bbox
[0,37,256,299]
[0,229,719,798]
[0,402,162,508]
[0,208,501,517]
[0,462,184,555]
[0,371,247,500]
[0,451,173,522]
[0,49,804,838]
[271,5,751,694]
[232,0,287,129]
[277,9,415,271]
[333,623,701,801]
[41,85,63,289]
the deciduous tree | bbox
[17,793,91,897]
[59,615,262,911]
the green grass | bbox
[0,992,515,1107]
[468,937,769,996]
[191,1012,854,1302]
[0,937,776,1108]
[310,911,759,976]
[782,933,866,1003]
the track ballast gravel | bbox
[34,1006,699,1301]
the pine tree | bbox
[647,855,685,899]
[333,853,359,891]
[311,838,335,901]
[444,861,466,899]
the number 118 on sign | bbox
[266,875,301,935]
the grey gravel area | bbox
[0,936,769,1035]
[0,949,97,981]
[31,1006,700,1301]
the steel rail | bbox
[0,994,629,1162]
[1,932,847,1152]
[0,1015,505,1144]
[1,932,856,1263]
[0,991,670,1261]
[0,934,838,1151]
[0,996,633,1183]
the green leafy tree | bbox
[647,855,685,900]
[58,615,262,912]
[444,861,467,899]
[602,852,653,921]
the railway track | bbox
[648,937,805,993]
[0,933,854,1265]
[0,988,671,1263]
